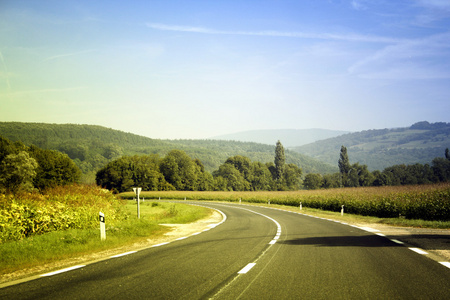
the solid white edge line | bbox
[152,242,170,247]
[409,247,428,255]
[111,251,137,258]
[390,239,404,244]
[40,265,85,277]
[439,262,450,269]
[238,263,256,274]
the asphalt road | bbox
[1,202,449,299]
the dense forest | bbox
[293,121,450,171]
[0,122,336,183]
[95,141,302,192]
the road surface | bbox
[1,202,449,299]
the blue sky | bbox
[1,0,449,139]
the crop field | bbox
[121,183,450,223]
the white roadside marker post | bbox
[133,187,142,219]
[99,212,106,241]
[300,202,302,210]
[341,205,344,216]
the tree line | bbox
[303,146,450,189]
[96,141,302,193]
[0,136,81,194]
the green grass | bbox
[0,201,211,278]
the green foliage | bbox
[0,151,38,194]
[274,140,286,181]
[96,155,172,193]
[28,145,81,190]
[0,185,125,243]
[0,136,81,192]
[303,173,324,190]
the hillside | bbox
[210,128,349,147]
[0,122,337,182]
[292,121,450,171]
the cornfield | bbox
[124,183,450,222]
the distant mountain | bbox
[210,128,350,147]
[0,122,337,183]
[292,121,450,171]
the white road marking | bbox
[390,239,404,244]
[358,226,380,232]
[176,236,188,241]
[152,242,170,247]
[439,262,450,269]
[409,247,428,255]
[111,251,137,258]
[238,263,256,274]
[40,265,85,277]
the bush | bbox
[0,185,126,243]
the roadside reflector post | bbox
[268,199,270,205]
[300,202,302,210]
[99,212,106,241]
[341,205,344,216]
[239,198,241,204]
[133,187,142,219]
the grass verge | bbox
[120,186,450,229]
[0,201,211,279]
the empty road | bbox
[1,202,449,299]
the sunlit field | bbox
[121,183,450,222]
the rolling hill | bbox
[292,121,450,171]
[0,122,337,183]
[210,128,349,147]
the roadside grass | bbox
[0,201,211,278]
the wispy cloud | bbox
[43,49,97,62]
[146,23,402,44]
[348,31,450,79]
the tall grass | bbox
[121,183,450,222]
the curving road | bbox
[1,202,449,299]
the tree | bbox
[251,161,273,191]
[338,146,351,187]
[28,145,81,190]
[274,141,285,181]
[303,173,323,190]
[284,163,302,190]
[160,150,198,190]
[0,151,38,194]
[338,146,350,175]
[213,163,249,191]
